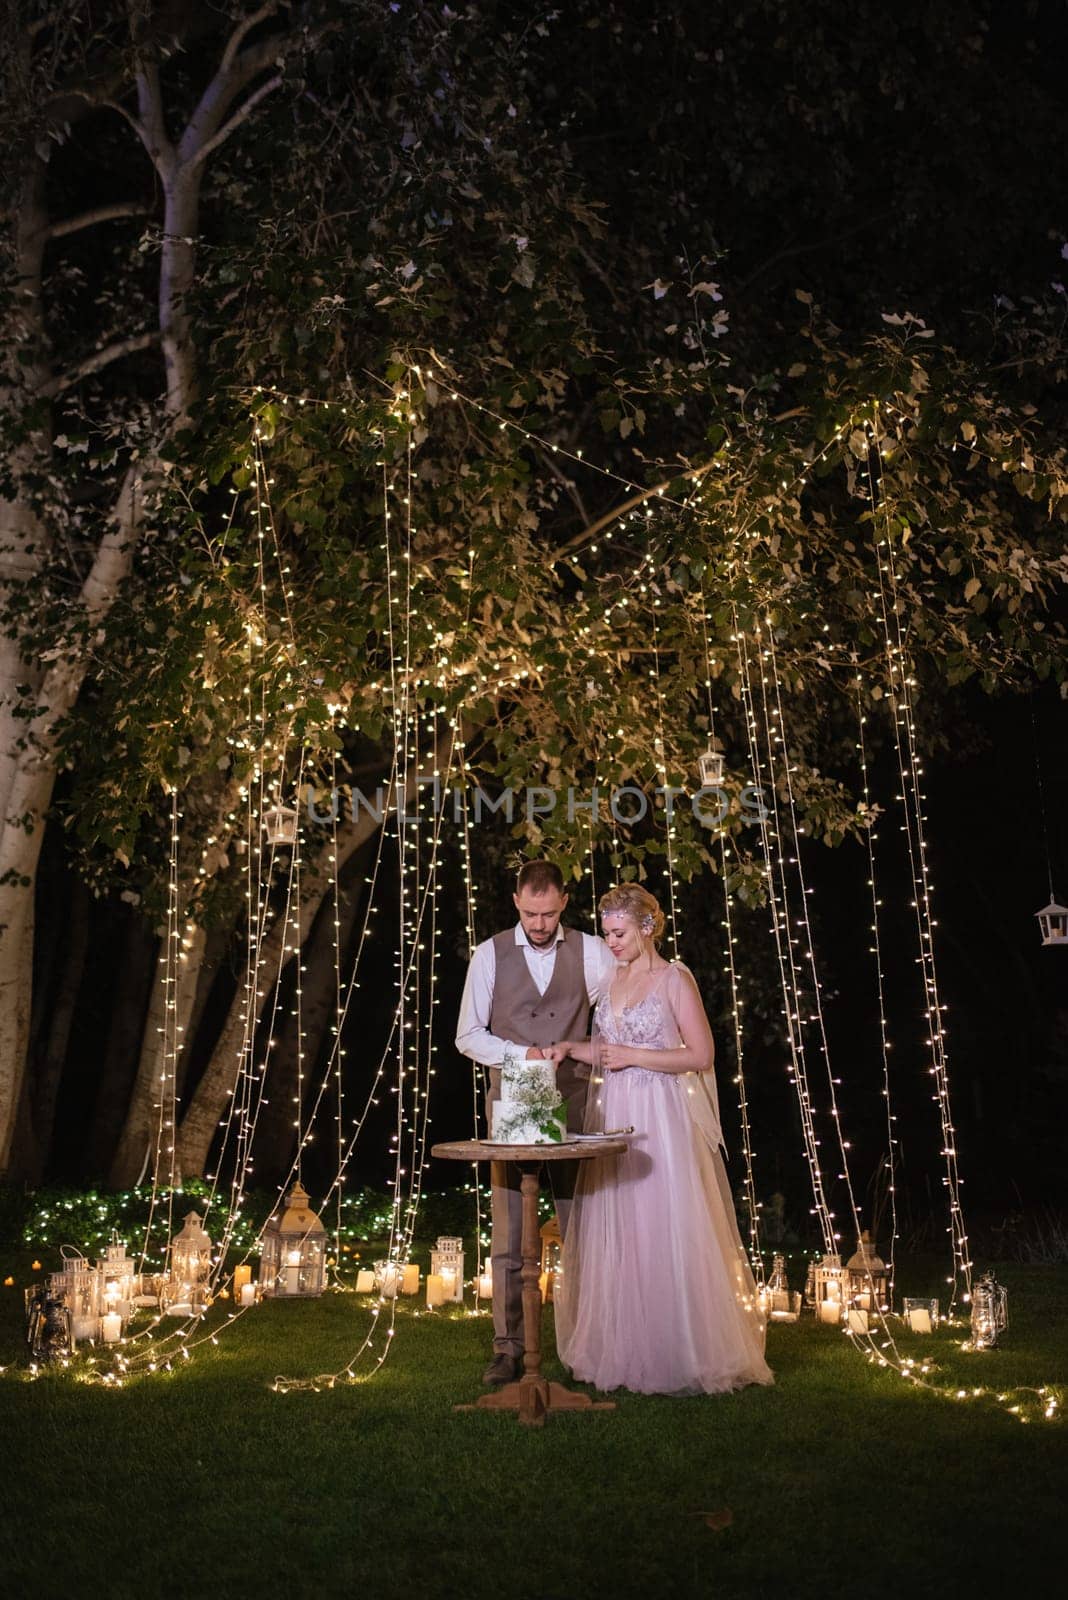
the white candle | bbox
[355,1269,375,1294]
[380,1265,402,1299]
[101,1313,122,1343]
[426,1273,446,1309]
[401,1264,420,1295]
[72,1314,97,1342]
[439,1266,458,1302]
[234,1265,252,1297]
[285,1248,301,1294]
[907,1308,932,1334]
[819,1300,842,1325]
[477,1271,493,1300]
[847,1309,869,1333]
[239,1282,257,1307]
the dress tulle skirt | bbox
[555,1067,773,1396]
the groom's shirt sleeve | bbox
[455,938,525,1065]
[583,934,616,1004]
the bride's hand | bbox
[600,1044,633,1072]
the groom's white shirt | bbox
[455,924,616,1065]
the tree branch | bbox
[188,72,284,169]
[554,463,715,557]
[221,2,281,72]
[134,57,174,173]
[46,201,149,240]
[40,331,160,397]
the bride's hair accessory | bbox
[597,884,666,946]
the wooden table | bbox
[432,1137,628,1427]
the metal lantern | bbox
[26,1286,72,1363]
[373,1260,404,1299]
[100,1230,137,1322]
[167,1210,213,1315]
[813,1253,845,1325]
[51,1249,101,1343]
[698,745,725,787]
[1035,900,1068,947]
[903,1296,939,1334]
[260,1182,326,1298]
[261,804,298,846]
[429,1236,465,1304]
[539,1216,562,1304]
[761,1252,799,1320]
[845,1231,890,1318]
[970,1272,1008,1350]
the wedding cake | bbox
[491,1051,567,1144]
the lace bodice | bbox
[595,973,680,1058]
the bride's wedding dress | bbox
[554,964,773,1396]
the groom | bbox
[455,860,614,1385]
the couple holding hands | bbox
[455,861,771,1398]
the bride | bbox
[547,884,772,1396]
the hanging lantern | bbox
[1035,900,1068,947]
[50,1249,101,1343]
[903,1296,939,1334]
[167,1211,213,1315]
[260,1182,326,1298]
[813,1253,845,1325]
[698,744,725,787]
[429,1236,465,1304]
[844,1231,890,1320]
[969,1272,1008,1350]
[261,804,298,847]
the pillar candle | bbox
[819,1300,842,1325]
[355,1269,375,1294]
[477,1271,493,1300]
[907,1308,932,1334]
[439,1267,458,1301]
[402,1264,420,1295]
[285,1249,301,1295]
[234,1265,252,1296]
[101,1313,122,1343]
[426,1273,446,1309]
[239,1282,257,1307]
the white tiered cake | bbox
[491,1051,567,1144]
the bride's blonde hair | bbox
[597,884,666,946]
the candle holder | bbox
[844,1231,890,1318]
[167,1211,213,1315]
[902,1296,939,1334]
[813,1253,845,1325]
[539,1218,562,1304]
[374,1260,404,1299]
[261,1183,327,1298]
[50,1249,101,1343]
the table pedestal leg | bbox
[457,1160,615,1426]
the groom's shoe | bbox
[481,1352,521,1386]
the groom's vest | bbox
[488,926,591,1130]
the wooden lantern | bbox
[844,1231,890,1321]
[260,1182,326,1298]
[1035,900,1068,947]
[813,1253,845,1325]
[430,1236,465,1304]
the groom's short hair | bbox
[516,860,565,896]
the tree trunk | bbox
[29,878,92,1177]
[82,913,159,1182]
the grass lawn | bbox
[2,1251,1065,1600]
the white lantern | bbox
[813,1253,845,1325]
[698,746,725,787]
[167,1211,212,1315]
[260,1182,327,1297]
[970,1272,1008,1350]
[844,1231,890,1317]
[261,804,298,846]
[761,1252,799,1320]
[100,1230,137,1321]
[374,1260,404,1299]
[51,1250,100,1342]
[430,1236,465,1304]
[1035,900,1068,947]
